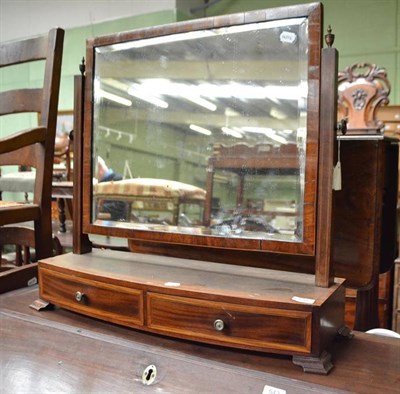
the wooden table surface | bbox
[51,181,73,199]
[1,286,399,394]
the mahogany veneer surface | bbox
[38,250,345,359]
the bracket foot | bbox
[292,350,333,374]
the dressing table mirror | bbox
[38,2,348,374]
[87,10,315,255]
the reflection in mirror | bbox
[91,17,309,242]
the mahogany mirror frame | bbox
[80,2,337,284]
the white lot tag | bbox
[333,138,342,191]
[292,296,315,304]
[262,385,286,394]
[333,162,342,190]
[164,282,181,287]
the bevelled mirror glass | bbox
[86,8,320,253]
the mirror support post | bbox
[73,62,92,254]
[315,43,338,287]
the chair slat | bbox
[0,35,47,67]
[0,226,36,247]
[0,136,44,167]
[0,89,43,115]
[0,204,41,226]
[0,127,46,155]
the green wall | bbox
[2,1,398,129]
[59,10,178,111]
[205,0,400,104]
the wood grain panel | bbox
[39,268,144,327]
[147,292,312,354]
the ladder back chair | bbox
[0,28,64,292]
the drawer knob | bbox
[75,291,85,302]
[214,319,225,331]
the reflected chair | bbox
[53,130,73,182]
[52,129,74,232]
[0,28,64,292]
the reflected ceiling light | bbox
[196,82,307,100]
[242,126,272,134]
[98,89,132,106]
[242,127,288,144]
[128,86,168,109]
[102,78,129,91]
[225,107,241,117]
[224,18,304,35]
[221,127,243,139]
[134,79,307,101]
[97,30,216,52]
[104,79,169,108]
[195,83,232,99]
[182,93,217,111]
[189,124,212,136]
[151,81,217,111]
[269,107,287,120]
[263,131,288,145]
[273,83,308,100]
[102,77,307,106]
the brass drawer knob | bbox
[213,319,225,331]
[75,291,85,302]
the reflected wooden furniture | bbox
[52,129,74,233]
[94,178,206,225]
[53,131,73,182]
[204,143,299,227]
[336,63,398,331]
[1,286,400,394]
[0,28,64,293]
[51,180,73,233]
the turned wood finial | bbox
[325,25,335,47]
[79,57,86,75]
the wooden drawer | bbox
[147,293,312,353]
[39,268,144,328]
